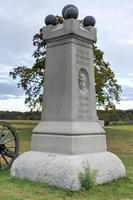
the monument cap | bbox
[83,16,96,27]
[62,4,79,19]
[45,15,57,26]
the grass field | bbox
[0,121,133,200]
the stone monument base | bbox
[11,151,125,191]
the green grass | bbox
[108,124,133,132]
[0,121,133,200]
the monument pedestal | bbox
[11,119,125,190]
[11,151,125,190]
[11,7,125,190]
[31,121,106,154]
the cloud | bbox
[121,85,133,101]
[0,81,24,100]
[117,40,133,45]
[117,73,133,88]
[0,98,29,111]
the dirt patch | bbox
[107,139,133,154]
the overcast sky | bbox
[0,0,133,111]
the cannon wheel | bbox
[0,121,19,170]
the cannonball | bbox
[62,4,79,19]
[83,16,96,27]
[45,15,57,26]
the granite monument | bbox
[11,4,125,190]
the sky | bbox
[0,0,133,111]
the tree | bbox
[94,47,121,109]
[10,17,121,110]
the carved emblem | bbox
[78,69,89,95]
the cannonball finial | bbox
[45,15,57,26]
[83,16,96,27]
[62,4,79,20]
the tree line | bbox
[0,111,41,120]
[98,109,133,125]
[0,110,133,124]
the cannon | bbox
[0,121,19,170]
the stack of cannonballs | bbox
[45,4,96,27]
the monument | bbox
[11,4,125,190]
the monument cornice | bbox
[46,35,94,48]
[43,18,97,44]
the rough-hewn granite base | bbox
[11,151,125,191]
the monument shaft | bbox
[42,19,97,122]
[32,19,106,154]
